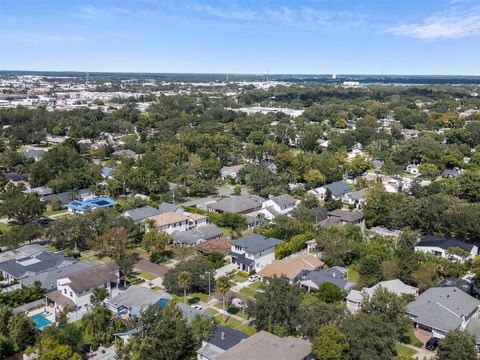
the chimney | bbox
[221,332,225,340]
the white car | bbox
[232,298,247,309]
[248,275,261,282]
[190,304,203,310]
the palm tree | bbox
[215,276,232,322]
[91,287,109,305]
[178,271,191,303]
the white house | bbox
[258,194,299,220]
[230,234,282,272]
[147,212,209,235]
[45,262,120,319]
[406,164,420,175]
[346,279,418,313]
[415,235,478,262]
[308,181,352,200]
[220,165,245,180]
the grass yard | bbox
[239,281,263,298]
[231,272,248,283]
[136,270,157,281]
[395,344,416,358]
[190,292,209,302]
[43,209,68,216]
[0,223,11,234]
[403,328,423,348]
[347,265,360,284]
[213,313,256,336]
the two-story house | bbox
[230,234,282,272]
[45,262,120,319]
[147,212,209,235]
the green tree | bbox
[340,313,397,360]
[90,287,109,306]
[163,257,214,295]
[81,305,113,346]
[438,330,476,360]
[0,188,45,225]
[317,283,345,303]
[142,228,172,263]
[248,277,302,335]
[298,297,345,339]
[215,276,232,322]
[178,271,191,302]
[313,324,350,360]
[190,314,215,345]
[119,304,195,360]
[27,338,82,360]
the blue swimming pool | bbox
[30,313,52,330]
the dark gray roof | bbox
[3,172,28,182]
[209,326,249,350]
[328,209,364,222]
[158,202,182,213]
[0,244,47,263]
[19,261,97,291]
[416,235,476,253]
[0,251,75,279]
[41,189,93,207]
[436,278,472,294]
[230,252,255,267]
[324,181,352,197]
[319,217,342,228]
[172,224,223,245]
[270,194,296,208]
[232,234,282,254]
[321,266,348,279]
[301,269,352,290]
[64,262,119,293]
[348,188,367,201]
[407,287,480,332]
[123,205,163,223]
[208,196,263,214]
[313,207,329,222]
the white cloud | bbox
[2,31,86,44]
[186,3,258,21]
[388,6,480,39]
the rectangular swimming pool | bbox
[30,313,52,330]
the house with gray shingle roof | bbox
[230,234,282,272]
[308,181,352,200]
[208,195,264,214]
[300,268,353,292]
[122,205,163,223]
[259,194,298,220]
[197,325,249,360]
[407,287,480,338]
[415,235,478,262]
[171,224,223,246]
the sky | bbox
[0,0,479,75]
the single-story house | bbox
[415,235,478,262]
[407,287,480,338]
[308,181,352,200]
[258,254,324,283]
[172,224,223,246]
[197,325,249,360]
[42,188,95,208]
[326,209,365,229]
[346,279,418,313]
[208,195,264,214]
[122,205,163,223]
[67,196,117,214]
[300,268,353,292]
[158,202,184,214]
[216,330,314,360]
[106,285,172,317]
[176,302,212,324]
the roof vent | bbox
[221,331,225,340]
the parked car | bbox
[191,304,203,310]
[248,274,261,282]
[232,298,246,309]
[425,337,440,351]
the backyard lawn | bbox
[347,265,360,283]
[136,270,157,281]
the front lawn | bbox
[136,270,157,281]
[0,223,11,234]
[213,313,256,336]
[395,344,416,358]
[402,328,423,348]
[231,272,249,283]
[239,281,263,298]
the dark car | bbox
[425,337,440,351]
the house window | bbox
[63,289,67,294]
[69,291,73,297]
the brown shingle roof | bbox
[258,254,324,279]
[46,289,76,309]
[148,212,189,227]
[194,237,232,255]
[64,262,119,293]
